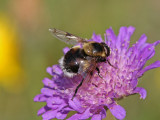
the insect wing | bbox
[71,58,96,99]
[49,28,87,45]
[78,58,97,80]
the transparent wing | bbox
[49,28,87,45]
[72,58,97,99]
[78,57,97,78]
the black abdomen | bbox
[64,48,86,73]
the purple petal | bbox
[37,106,51,116]
[68,98,85,113]
[42,110,57,120]
[34,94,42,102]
[92,33,103,43]
[129,79,138,89]
[139,44,155,61]
[133,87,147,99]
[153,40,160,46]
[136,34,147,50]
[52,65,63,75]
[47,97,67,112]
[34,94,47,102]
[41,88,54,96]
[56,111,68,119]
[46,65,63,76]
[136,40,160,62]
[100,108,107,119]
[62,107,74,112]
[42,78,55,88]
[105,27,117,47]
[46,102,58,109]
[116,26,134,51]
[116,27,128,50]
[46,67,53,76]
[147,40,160,59]
[108,103,126,120]
[47,97,64,108]
[79,108,92,119]
[91,114,102,120]
[138,61,160,77]
[127,26,135,35]
[123,26,135,49]
[63,47,70,54]
[66,113,81,120]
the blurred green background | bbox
[0,0,160,120]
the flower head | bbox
[34,26,160,120]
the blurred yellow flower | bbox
[0,14,24,93]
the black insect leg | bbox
[106,59,117,69]
[92,83,98,87]
[72,77,84,100]
[96,67,103,79]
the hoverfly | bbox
[49,28,113,99]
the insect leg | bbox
[72,77,84,100]
[96,67,103,79]
[106,59,117,69]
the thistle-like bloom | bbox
[34,26,160,120]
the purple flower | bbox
[34,26,160,120]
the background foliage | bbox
[0,0,160,120]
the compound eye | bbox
[101,42,110,57]
[105,45,110,57]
